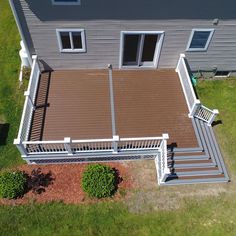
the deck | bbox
[29,69,198,148]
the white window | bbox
[186,29,214,51]
[56,29,86,52]
[52,0,80,5]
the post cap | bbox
[180,53,186,58]
[108,64,112,69]
[113,135,119,141]
[64,137,71,142]
[24,91,30,96]
[195,99,201,104]
[213,109,219,114]
[32,55,37,60]
[13,138,21,145]
[162,133,169,139]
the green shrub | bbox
[0,171,27,199]
[82,164,116,198]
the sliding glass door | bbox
[121,31,164,68]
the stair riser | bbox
[170,170,222,177]
[172,155,209,161]
[161,177,229,186]
[170,162,215,168]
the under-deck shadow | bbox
[28,71,52,141]
[0,123,10,145]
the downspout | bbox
[8,0,33,66]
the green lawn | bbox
[1,0,236,235]
[196,78,236,173]
[0,0,25,169]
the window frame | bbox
[186,29,214,52]
[56,29,86,53]
[52,0,81,5]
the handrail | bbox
[120,136,164,141]
[16,55,40,141]
[16,134,169,157]
[176,54,219,126]
[176,54,197,112]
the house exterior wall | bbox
[13,0,236,71]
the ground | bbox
[1,0,236,235]
[0,162,134,205]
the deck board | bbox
[30,69,198,148]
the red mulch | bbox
[0,162,135,205]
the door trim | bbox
[119,31,165,69]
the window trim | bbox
[52,0,81,5]
[56,29,86,53]
[186,29,214,52]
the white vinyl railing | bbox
[16,134,169,156]
[15,55,40,143]
[176,54,219,126]
[154,134,170,184]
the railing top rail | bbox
[199,104,215,113]
[23,140,66,145]
[26,55,38,93]
[180,55,197,102]
[120,136,164,141]
[72,138,114,143]
[17,96,30,140]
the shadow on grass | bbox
[0,123,9,146]
[26,168,54,194]
[212,120,223,127]
[112,168,123,195]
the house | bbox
[9,0,232,185]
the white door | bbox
[121,31,164,68]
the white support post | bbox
[112,135,119,154]
[64,137,73,155]
[161,133,170,183]
[207,109,219,126]
[14,138,28,157]
[188,99,201,118]
[24,91,35,110]
[175,53,185,72]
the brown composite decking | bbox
[29,69,198,148]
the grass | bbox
[0,0,25,169]
[0,199,236,236]
[196,78,236,172]
[1,0,236,235]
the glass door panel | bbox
[141,34,158,65]
[123,34,140,65]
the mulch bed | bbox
[0,162,135,205]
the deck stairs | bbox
[161,118,230,185]
[29,119,230,186]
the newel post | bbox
[24,91,35,110]
[64,137,73,155]
[14,138,28,157]
[112,135,119,154]
[208,109,219,126]
[188,99,201,118]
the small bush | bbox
[0,171,27,199]
[82,164,116,198]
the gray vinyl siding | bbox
[16,0,236,71]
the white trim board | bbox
[186,29,214,52]
[56,29,86,53]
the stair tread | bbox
[173,152,206,157]
[174,166,219,172]
[172,159,212,164]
